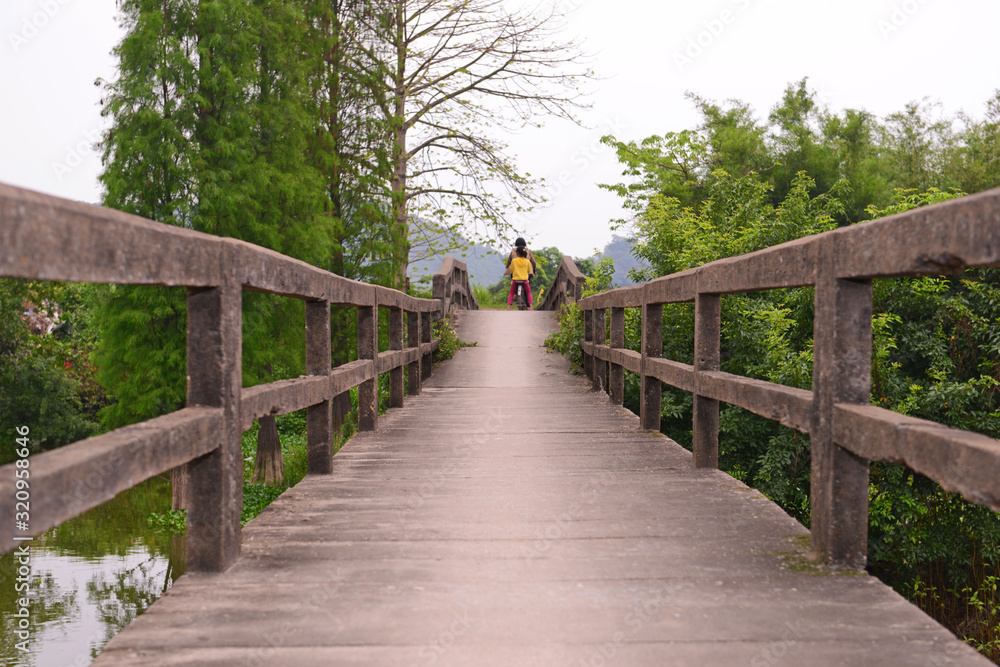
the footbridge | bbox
[3,183,1000,665]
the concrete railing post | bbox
[593,308,607,393]
[583,308,594,381]
[693,293,721,468]
[358,303,378,431]
[389,307,404,408]
[185,280,242,572]
[421,311,432,381]
[811,264,872,569]
[610,307,625,405]
[407,310,421,396]
[306,299,333,474]
[641,288,662,432]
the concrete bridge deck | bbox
[94,310,987,666]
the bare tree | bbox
[350,0,593,285]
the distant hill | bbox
[408,231,647,289]
[594,234,648,287]
[408,241,506,288]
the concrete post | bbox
[693,293,721,468]
[593,309,607,393]
[421,311,432,381]
[610,307,625,405]
[407,310,421,396]
[358,304,378,431]
[641,290,662,432]
[811,266,872,569]
[185,280,242,572]
[389,307,404,408]
[306,299,333,474]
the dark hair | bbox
[514,237,526,247]
[516,247,527,258]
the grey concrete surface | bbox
[94,310,989,666]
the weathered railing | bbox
[432,256,478,316]
[538,255,586,311]
[0,183,475,570]
[576,186,1000,568]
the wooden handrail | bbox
[575,186,1000,569]
[0,183,472,570]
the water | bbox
[0,478,185,666]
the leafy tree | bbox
[821,107,891,221]
[767,78,840,204]
[949,91,1000,195]
[599,130,708,213]
[879,99,953,191]
[527,246,564,297]
[687,92,771,183]
[309,0,401,288]
[353,0,594,285]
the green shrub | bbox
[433,316,476,360]
[473,283,506,309]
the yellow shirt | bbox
[510,257,532,281]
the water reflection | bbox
[0,478,184,666]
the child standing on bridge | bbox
[504,246,534,310]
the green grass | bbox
[473,283,506,309]
[239,411,324,524]
[150,411,345,532]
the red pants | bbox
[507,280,532,306]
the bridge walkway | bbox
[94,310,986,666]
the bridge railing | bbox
[538,254,586,311]
[0,183,471,571]
[576,186,1000,568]
[432,256,479,316]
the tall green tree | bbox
[879,99,953,191]
[767,79,839,203]
[309,0,401,288]
[96,0,334,430]
[821,108,890,221]
[97,0,200,428]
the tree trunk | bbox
[392,0,410,289]
[171,465,189,510]
[252,415,284,485]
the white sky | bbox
[2,0,999,258]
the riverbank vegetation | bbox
[547,81,1000,660]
